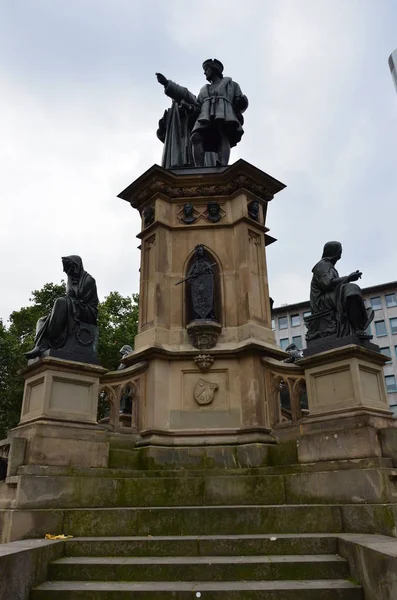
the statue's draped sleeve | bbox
[164,80,197,107]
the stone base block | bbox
[19,357,107,425]
[298,411,397,463]
[9,419,109,469]
[298,344,391,417]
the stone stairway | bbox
[31,533,362,599]
[5,441,396,597]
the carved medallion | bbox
[194,378,219,405]
[193,354,214,372]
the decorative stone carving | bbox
[118,345,133,370]
[142,205,155,228]
[247,199,260,221]
[193,354,214,372]
[129,174,274,206]
[206,201,221,223]
[187,320,222,349]
[181,202,197,224]
[194,378,219,405]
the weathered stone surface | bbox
[285,468,397,505]
[298,427,383,463]
[10,420,109,469]
[47,554,350,582]
[338,533,397,600]
[65,534,339,558]
[31,578,363,599]
[0,539,64,600]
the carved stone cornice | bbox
[118,160,286,210]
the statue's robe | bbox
[34,255,98,351]
[157,81,197,169]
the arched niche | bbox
[183,245,222,327]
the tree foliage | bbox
[0,284,139,439]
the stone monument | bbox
[297,241,396,464]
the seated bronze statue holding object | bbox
[305,241,374,345]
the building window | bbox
[271,319,275,330]
[386,293,397,308]
[291,314,300,327]
[303,311,311,319]
[390,318,397,335]
[375,320,387,337]
[292,335,302,349]
[280,338,289,350]
[380,347,392,363]
[370,296,382,310]
[278,316,288,330]
[385,375,397,393]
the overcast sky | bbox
[1,0,397,322]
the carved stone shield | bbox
[191,273,214,319]
[194,378,219,405]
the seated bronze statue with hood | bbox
[26,255,99,362]
[305,241,374,344]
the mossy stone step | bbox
[31,579,363,599]
[65,534,338,557]
[48,554,350,582]
[62,505,344,537]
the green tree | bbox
[98,292,139,371]
[0,285,139,438]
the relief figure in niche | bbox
[184,244,220,322]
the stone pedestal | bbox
[297,345,397,463]
[10,357,109,468]
[20,357,106,425]
[115,161,288,447]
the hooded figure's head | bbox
[321,241,342,264]
[62,255,83,277]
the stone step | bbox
[31,579,363,599]
[62,505,345,537]
[5,503,397,540]
[48,554,350,582]
[17,456,394,478]
[12,464,397,509]
[65,534,339,557]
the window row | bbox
[276,311,311,331]
[386,375,397,393]
[372,318,397,337]
[273,293,397,332]
[370,293,397,310]
[279,335,303,350]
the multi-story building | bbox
[389,48,397,93]
[272,281,397,414]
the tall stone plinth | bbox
[10,357,109,468]
[297,345,397,463]
[116,160,287,450]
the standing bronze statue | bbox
[156,59,248,168]
[25,256,99,361]
[306,241,374,344]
